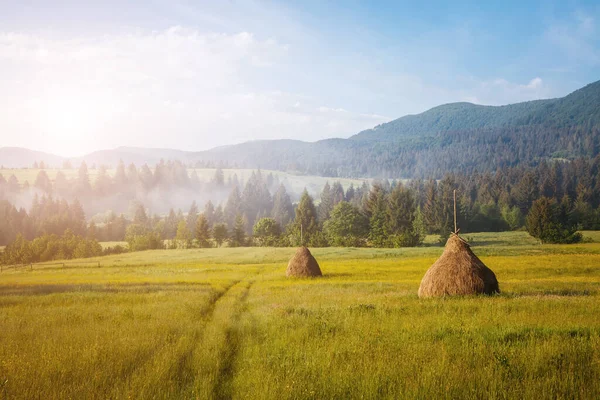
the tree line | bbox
[2,155,599,262]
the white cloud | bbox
[452,76,550,106]
[526,77,543,89]
[544,10,600,66]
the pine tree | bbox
[292,190,318,246]
[412,206,426,244]
[7,175,19,193]
[364,183,386,218]
[213,224,228,247]
[204,201,215,227]
[368,187,389,247]
[317,182,333,223]
[165,208,178,239]
[331,181,345,205]
[224,186,242,228]
[526,197,581,244]
[241,171,272,230]
[87,221,97,240]
[132,202,149,227]
[230,215,246,247]
[186,201,199,233]
[271,184,294,227]
[190,170,201,188]
[213,167,225,186]
[438,176,456,233]
[34,170,52,193]
[175,220,192,249]
[114,160,128,187]
[76,162,91,195]
[423,179,438,233]
[387,183,415,235]
[94,166,112,196]
[514,171,539,214]
[214,205,225,225]
[195,213,211,248]
[345,184,355,202]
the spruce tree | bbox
[230,215,246,247]
[292,190,318,246]
[272,184,294,227]
[204,201,215,227]
[224,186,242,228]
[186,201,199,233]
[195,213,211,248]
[213,224,228,247]
[175,220,192,249]
[317,182,333,223]
[368,187,389,247]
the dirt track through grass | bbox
[1,233,600,399]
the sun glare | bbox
[41,91,97,156]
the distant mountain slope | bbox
[195,79,600,177]
[523,81,600,127]
[0,147,65,168]
[1,80,599,177]
[349,99,554,142]
[350,80,600,142]
[83,147,193,167]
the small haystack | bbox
[286,247,322,277]
[418,234,499,297]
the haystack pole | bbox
[418,189,499,297]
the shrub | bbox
[526,197,582,244]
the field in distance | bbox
[0,167,368,194]
[1,231,599,399]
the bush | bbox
[125,224,165,251]
[1,231,103,265]
[103,245,128,256]
[526,197,582,244]
[253,218,281,246]
[388,231,423,247]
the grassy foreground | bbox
[1,232,599,399]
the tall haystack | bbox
[286,247,322,277]
[418,234,499,297]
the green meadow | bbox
[1,231,600,399]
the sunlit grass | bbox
[1,231,599,399]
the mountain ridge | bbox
[1,79,599,176]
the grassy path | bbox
[192,269,263,399]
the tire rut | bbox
[212,279,255,400]
[169,279,244,396]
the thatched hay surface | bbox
[418,235,499,298]
[286,247,322,277]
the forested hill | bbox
[2,80,599,178]
[194,80,600,177]
[350,99,555,142]
[351,80,600,142]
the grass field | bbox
[1,231,599,399]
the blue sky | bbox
[0,0,598,156]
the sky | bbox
[0,0,599,157]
